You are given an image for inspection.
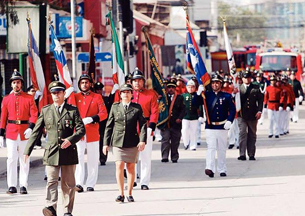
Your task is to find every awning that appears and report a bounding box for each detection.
[0,50,19,60]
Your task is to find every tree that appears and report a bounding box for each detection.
[217,1,267,47]
[0,0,19,25]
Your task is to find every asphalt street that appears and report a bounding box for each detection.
[0,106,305,216]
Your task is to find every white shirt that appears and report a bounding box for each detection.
[122,102,131,110]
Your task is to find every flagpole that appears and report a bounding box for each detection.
[70,0,76,79]
[184,4,211,125]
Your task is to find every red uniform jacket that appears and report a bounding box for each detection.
[282,84,295,108]
[132,88,159,129]
[0,92,38,140]
[264,86,284,111]
[75,91,108,142]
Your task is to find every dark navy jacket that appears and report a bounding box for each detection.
[204,91,236,130]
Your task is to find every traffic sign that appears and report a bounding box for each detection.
[77,52,112,63]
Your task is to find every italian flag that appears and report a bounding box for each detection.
[107,12,125,89]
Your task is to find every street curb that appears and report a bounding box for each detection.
[0,158,43,179]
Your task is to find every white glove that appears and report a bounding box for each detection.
[64,87,74,99]
[198,117,205,124]
[34,90,42,100]
[111,84,120,94]
[196,85,205,96]
[24,128,33,139]
[299,96,303,102]
[286,106,291,112]
[0,136,4,148]
[224,121,232,130]
[279,106,283,111]
[82,117,93,125]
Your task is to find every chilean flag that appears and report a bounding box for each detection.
[49,25,76,105]
[27,19,48,111]
[186,16,210,87]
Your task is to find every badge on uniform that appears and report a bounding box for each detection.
[65,120,72,128]
[186,96,189,101]
[220,98,223,105]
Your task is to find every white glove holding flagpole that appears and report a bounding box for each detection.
[0,136,4,148]
[111,84,120,94]
[65,87,74,99]
[299,96,303,102]
[24,128,33,139]
[82,117,93,125]
[286,106,291,112]
[198,117,205,124]
[197,85,205,96]
[224,121,232,130]
[279,106,283,111]
[34,90,42,100]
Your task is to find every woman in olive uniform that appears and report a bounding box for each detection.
[103,84,147,203]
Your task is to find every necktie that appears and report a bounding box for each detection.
[124,105,128,112]
[57,106,61,115]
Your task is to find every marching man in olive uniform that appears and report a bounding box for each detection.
[74,74,108,193]
[24,81,85,216]
[160,79,186,163]
[0,70,38,195]
[131,68,159,190]
[202,73,236,177]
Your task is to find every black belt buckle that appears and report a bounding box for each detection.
[15,120,21,125]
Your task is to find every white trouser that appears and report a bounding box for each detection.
[197,121,202,144]
[75,136,99,188]
[258,108,267,124]
[292,98,299,122]
[284,110,290,133]
[139,128,153,186]
[279,110,285,134]
[181,119,199,150]
[205,129,228,174]
[228,119,239,146]
[6,134,29,188]
[267,109,280,136]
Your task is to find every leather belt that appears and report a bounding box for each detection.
[211,120,226,125]
[8,120,29,125]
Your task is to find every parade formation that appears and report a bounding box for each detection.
[0,1,305,216]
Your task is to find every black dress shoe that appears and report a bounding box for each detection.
[75,185,84,193]
[205,169,214,178]
[197,142,201,146]
[280,133,284,136]
[42,206,57,216]
[268,135,273,138]
[133,182,137,187]
[228,144,234,149]
[161,159,169,163]
[184,144,189,150]
[58,177,61,181]
[172,160,178,163]
[100,161,106,166]
[6,187,17,194]
[64,213,73,216]
[141,185,149,190]
[220,173,227,177]
[237,146,239,149]
[44,176,47,181]
[237,156,246,161]
[87,187,94,191]
[191,149,196,151]
[275,135,279,138]
[249,156,256,161]
[115,195,125,203]
[127,195,135,202]
[20,186,28,194]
